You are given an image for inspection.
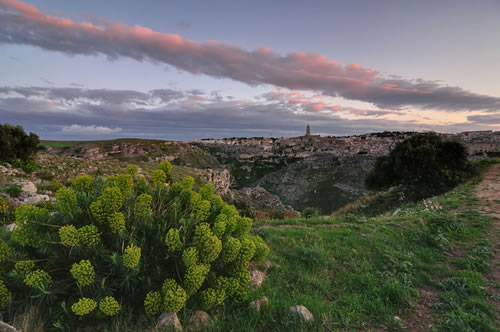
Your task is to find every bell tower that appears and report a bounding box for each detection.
[305,124,311,136]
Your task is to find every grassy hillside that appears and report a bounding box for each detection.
[205,165,498,331]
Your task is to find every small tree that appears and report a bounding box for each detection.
[0,123,41,162]
[365,133,471,197]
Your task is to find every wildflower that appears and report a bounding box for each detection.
[55,187,78,216]
[0,280,8,310]
[165,229,182,253]
[158,161,172,175]
[0,240,10,262]
[70,260,95,286]
[71,298,97,316]
[144,291,162,315]
[70,175,93,192]
[151,169,166,188]
[125,164,138,177]
[123,244,141,268]
[59,225,80,247]
[135,194,152,218]
[108,212,126,233]
[221,237,241,263]
[182,247,199,268]
[162,279,187,312]
[15,260,35,277]
[78,225,100,247]
[24,269,52,289]
[99,296,120,316]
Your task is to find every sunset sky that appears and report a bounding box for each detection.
[1,0,499,140]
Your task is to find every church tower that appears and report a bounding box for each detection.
[305,124,311,136]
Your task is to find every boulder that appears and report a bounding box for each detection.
[188,310,212,330]
[250,296,269,312]
[23,194,50,205]
[289,305,314,321]
[21,182,37,195]
[156,312,182,331]
[249,270,265,290]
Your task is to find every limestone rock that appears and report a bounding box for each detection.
[23,194,50,205]
[21,182,37,195]
[156,312,182,331]
[250,296,269,312]
[188,310,212,330]
[249,270,265,290]
[289,305,314,321]
[261,260,280,272]
[6,224,17,232]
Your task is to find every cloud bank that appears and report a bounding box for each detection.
[1,0,500,112]
[1,86,494,140]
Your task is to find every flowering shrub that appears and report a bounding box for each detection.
[125,164,138,177]
[0,165,269,329]
[72,298,97,316]
[70,260,96,286]
[0,196,8,216]
[99,296,120,316]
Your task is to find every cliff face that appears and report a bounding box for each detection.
[196,130,500,213]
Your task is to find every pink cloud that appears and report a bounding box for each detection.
[1,0,499,111]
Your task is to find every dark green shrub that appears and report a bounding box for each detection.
[0,163,269,330]
[302,207,318,219]
[365,133,471,198]
[0,123,42,162]
[5,185,22,198]
[10,159,41,174]
[269,209,285,220]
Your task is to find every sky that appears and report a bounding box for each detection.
[0,0,499,141]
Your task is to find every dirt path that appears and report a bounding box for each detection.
[475,163,500,320]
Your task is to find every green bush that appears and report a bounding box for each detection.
[365,133,472,198]
[5,185,22,198]
[0,164,269,329]
[0,123,42,162]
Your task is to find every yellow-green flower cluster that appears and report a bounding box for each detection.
[221,237,241,263]
[151,169,166,188]
[55,187,78,216]
[70,260,95,286]
[123,244,141,268]
[184,263,210,296]
[70,175,93,192]
[193,200,211,222]
[235,236,256,268]
[194,223,221,263]
[158,161,172,175]
[165,228,182,253]
[182,247,199,268]
[71,298,97,316]
[198,183,214,200]
[15,260,35,277]
[108,212,126,233]
[0,196,8,215]
[99,296,120,316]
[90,187,123,222]
[200,287,225,311]
[10,225,39,247]
[112,174,134,198]
[59,225,80,247]
[251,235,270,265]
[181,176,195,190]
[24,269,52,289]
[125,164,138,177]
[15,204,48,226]
[0,280,8,310]
[0,240,10,262]
[78,225,100,247]
[213,220,226,239]
[234,216,252,237]
[162,279,187,313]
[144,291,162,315]
[135,194,152,218]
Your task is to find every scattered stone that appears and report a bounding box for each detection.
[21,182,37,195]
[249,270,265,290]
[289,305,314,321]
[250,296,269,312]
[156,312,182,331]
[188,310,212,330]
[23,194,50,205]
[6,224,17,232]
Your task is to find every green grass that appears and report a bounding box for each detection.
[199,178,496,331]
[40,141,77,148]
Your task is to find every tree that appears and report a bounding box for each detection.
[365,132,470,197]
[0,123,41,161]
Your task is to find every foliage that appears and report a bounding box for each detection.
[5,185,22,198]
[0,163,269,330]
[158,160,173,176]
[301,207,318,219]
[365,133,472,198]
[0,123,42,162]
[10,158,41,173]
